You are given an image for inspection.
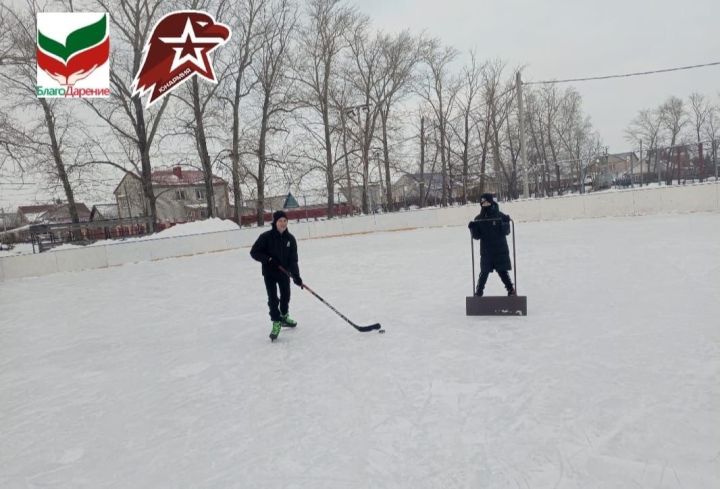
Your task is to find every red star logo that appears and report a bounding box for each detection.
[131,11,231,108]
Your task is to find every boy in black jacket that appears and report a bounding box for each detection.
[468,193,516,297]
[250,210,303,341]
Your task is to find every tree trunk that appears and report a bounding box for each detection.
[322,89,335,218]
[40,99,79,224]
[257,99,269,226]
[381,108,393,210]
[439,117,448,206]
[419,116,426,207]
[231,100,243,223]
[192,78,216,218]
[341,113,353,213]
[461,114,469,204]
[131,95,157,231]
[360,107,373,214]
[361,144,369,214]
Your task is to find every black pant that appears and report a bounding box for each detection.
[264,274,291,322]
[476,269,514,294]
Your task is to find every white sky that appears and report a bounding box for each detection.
[359,0,720,147]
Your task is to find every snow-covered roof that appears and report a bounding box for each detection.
[24,212,47,223]
[18,203,91,222]
[151,167,226,187]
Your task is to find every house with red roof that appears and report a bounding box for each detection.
[113,166,230,223]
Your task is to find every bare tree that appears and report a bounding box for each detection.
[417,109,428,206]
[85,0,173,231]
[449,50,483,203]
[0,2,83,223]
[329,79,362,209]
[524,88,551,195]
[689,92,711,181]
[625,108,662,178]
[468,62,498,197]
[704,99,719,180]
[214,0,267,222]
[375,31,422,210]
[344,18,388,213]
[417,39,458,206]
[295,0,356,217]
[539,84,564,194]
[659,96,688,183]
[250,0,297,225]
[555,87,598,193]
[0,6,17,67]
[169,0,233,219]
[480,60,519,199]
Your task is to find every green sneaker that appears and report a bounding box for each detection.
[269,320,282,341]
[280,314,297,328]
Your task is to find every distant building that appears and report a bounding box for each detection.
[89,204,120,221]
[242,194,291,213]
[392,172,491,205]
[16,202,91,225]
[113,166,230,223]
[0,211,18,230]
[339,183,385,210]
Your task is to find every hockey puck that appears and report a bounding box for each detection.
[378,329,385,334]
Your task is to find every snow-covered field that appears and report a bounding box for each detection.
[1,213,718,488]
[0,243,34,257]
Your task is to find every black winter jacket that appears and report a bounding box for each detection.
[468,203,512,272]
[250,224,301,280]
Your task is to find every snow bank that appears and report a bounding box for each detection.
[153,218,239,238]
[46,218,240,253]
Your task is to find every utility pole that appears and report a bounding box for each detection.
[516,71,530,199]
[639,140,643,187]
[374,149,384,210]
[420,115,426,207]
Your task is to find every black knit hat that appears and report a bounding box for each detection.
[480,193,495,204]
[272,210,288,223]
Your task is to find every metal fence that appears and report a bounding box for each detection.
[27,217,159,253]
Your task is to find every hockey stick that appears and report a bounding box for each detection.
[277,266,382,332]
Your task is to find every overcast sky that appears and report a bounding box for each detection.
[2,0,719,211]
[359,0,720,147]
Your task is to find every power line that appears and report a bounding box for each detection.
[525,61,720,86]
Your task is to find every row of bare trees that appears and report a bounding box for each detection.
[0,0,601,228]
[625,93,720,184]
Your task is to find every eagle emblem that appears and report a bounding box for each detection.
[131,11,230,108]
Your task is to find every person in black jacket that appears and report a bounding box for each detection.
[468,193,516,297]
[250,210,303,341]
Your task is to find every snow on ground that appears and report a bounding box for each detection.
[0,243,34,257]
[46,218,240,252]
[151,217,239,238]
[1,213,719,488]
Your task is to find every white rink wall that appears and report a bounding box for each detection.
[1,182,717,282]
